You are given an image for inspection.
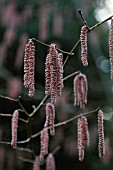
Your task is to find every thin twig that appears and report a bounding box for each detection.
[90,14,113,31]
[63,71,80,81]
[32,38,74,55]
[29,95,49,117]
[16,147,35,154]
[0,113,28,123]
[78,9,90,31]
[18,97,29,117]
[0,95,17,102]
[18,157,34,164]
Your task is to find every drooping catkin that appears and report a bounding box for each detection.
[46,153,56,170]
[77,117,84,161]
[57,53,63,96]
[24,39,35,97]
[80,25,88,66]
[45,43,63,104]
[44,103,55,136]
[82,116,89,147]
[77,116,89,161]
[11,110,19,149]
[74,73,88,109]
[39,128,49,162]
[98,109,105,158]
[109,18,113,79]
[45,54,51,95]
[33,158,40,170]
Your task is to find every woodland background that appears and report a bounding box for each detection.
[0,0,113,170]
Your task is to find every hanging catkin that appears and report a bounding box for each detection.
[11,110,19,149]
[98,109,105,158]
[109,18,113,79]
[46,153,56,170]
[80,25,88,66]
[44,103,55,136]
[45,44,63,104]
[39,128,49,162]
[33,158,40,170]
[77,117,84,161]
[24,39,35,97]
[74,73,88,109]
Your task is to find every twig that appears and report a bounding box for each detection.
[16,147,35,154]
[52,145,61,155]
[0,113,28,123]
[18,157,33,164]
[29,95,49,117]
[18,97,29,117]
[78,9,90,31]
[63,71,80,81]
[63,14,113,67]
[0,95,17,102]
[32,38,74,55]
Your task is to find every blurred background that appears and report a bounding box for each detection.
[0,0,113,169]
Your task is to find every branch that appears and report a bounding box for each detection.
[63,14,113,67]
[32,38,74,56]
[0,113,28,123]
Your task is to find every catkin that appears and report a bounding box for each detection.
[98,109,105,158]
[80,25,88,66]
[46,153,56,170]
[45,44,63,104]
[74,73,88,109]
[33,158,40,170]
[24,39,35,97]
[39,128,49,162]
[44,103,55,136]
[77,117,84,161]
[109,18,113,79]
[11,110,19,149]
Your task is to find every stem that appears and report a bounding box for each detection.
[63,71,80,81]
[0,113,28,123]
[90,15,113,31]
[78,9,90,30]
[32,38,74,55]
[18,97,29,117]
[29,95,49,117]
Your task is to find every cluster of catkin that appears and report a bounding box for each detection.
[33,154,56,170]
[39,102,55,163]
[77,109,105,161]
[74,73,88,110]
[45,43,63,104]
[24,39,35,97]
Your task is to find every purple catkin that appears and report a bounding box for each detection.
[44,103,55,136]
[77,117,84,161]
[109,18,113,79]
[39,128,49,162]
[49,43,58,104]
[74,73,88,110]
[45,54,51,95]
[82,116,89,147]
[33,158,40,170]
[45,44,63,104]
[80,25,88,67]
[24,39,35,97]
[57,53,63,96]
[98,109,105,158]
[24,42,30,88]
[11,110,19,149]
[46,153,56,170]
